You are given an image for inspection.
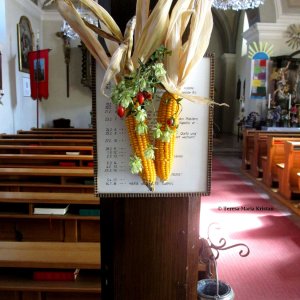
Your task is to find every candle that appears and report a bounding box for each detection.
[289,94,291,110]
[268,94,271,109]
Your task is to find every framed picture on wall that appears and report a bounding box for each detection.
[17,16,34,73]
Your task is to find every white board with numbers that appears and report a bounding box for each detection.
[96,55,214,197]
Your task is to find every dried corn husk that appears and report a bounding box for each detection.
[178,0,213,88]
[135,0,150,46]
[79,0,123,41]
[98,21,119,56]
[100,43,128,96]
[165,0,194,84]
[161,0,219,105]
[132,0,173,67]
[100,17,136,95]
[56,0,109,69]
[123,16,136,74]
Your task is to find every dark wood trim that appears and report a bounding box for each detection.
[101,196,201,300]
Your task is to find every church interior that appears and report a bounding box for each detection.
[0,0,300,299]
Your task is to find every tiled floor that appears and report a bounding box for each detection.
[213,133,300,228]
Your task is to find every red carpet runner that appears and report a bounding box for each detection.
[201,158,300,300]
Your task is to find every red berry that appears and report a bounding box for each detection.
[143,91,152,100]
[137,92,145,105]
[167,117,174,126]
[117,105,125,118]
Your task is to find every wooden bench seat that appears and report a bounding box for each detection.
[18,129,95,135]
[248,131,300,178]
[0,269,101,293]
[277,142,300,199]
[0,139,93,146]
[0,145,93,155]
[0,167,94,193]
[0,133,99,299]
[261,137,300,187]
[0,191,98,204]
[0,154,93,167]
[241,128,256,169]
[0,182,94,193]
[0,241,100,269]
[30,127,95,132]
[0,167,93,177]
[0,134,92,139]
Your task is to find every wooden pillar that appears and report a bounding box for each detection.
[101,196,201,300]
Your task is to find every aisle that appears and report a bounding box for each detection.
[200,157,300,300]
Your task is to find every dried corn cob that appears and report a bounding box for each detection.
[125,114,156,191]
[154,92,181,182]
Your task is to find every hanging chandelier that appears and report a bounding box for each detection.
[60,4,98,39]
[212,0,265,10]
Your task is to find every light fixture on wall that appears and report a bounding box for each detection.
[212,0,265,10]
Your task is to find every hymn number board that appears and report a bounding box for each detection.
[96,54,214,197]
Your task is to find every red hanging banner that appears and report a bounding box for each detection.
[28,49,50,100]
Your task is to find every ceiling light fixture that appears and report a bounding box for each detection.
[212,0,265,10]
[60,4,98,39]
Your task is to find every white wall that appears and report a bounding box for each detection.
[0,0,44,133]
[0,0,92,133]
[41,18,92,128]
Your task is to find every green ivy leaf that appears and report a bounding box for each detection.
[135,106,147,122]
[161,126,174,142]
[144,144,156,160]
[152,122,162,139]
[152,63,166,79]
[136,122,148,135]
[129,155,143,174]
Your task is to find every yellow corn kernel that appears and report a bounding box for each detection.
[154,92,180,182]
[125,114,156,191]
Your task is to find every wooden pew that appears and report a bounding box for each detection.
[0,167,94,193]
[0,191,99,204]
[0,191,99,242]
[0,153,93,167]
[249,131,300,178]
[0,242,101,298]
[241,128,256,169]
[30,127,95,132]
[277,141,300,200]
[18,129,95,135]
[0,133,92,139]
[0,135,100,299]
[0,181,94,193]
[261,136,300,187]
[0,145,93,155]
[0,241,100,268]
[0,270,101,296]
[0,138,93,146]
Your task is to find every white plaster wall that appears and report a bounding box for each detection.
[207,25,227,133]
[259,0,277,23]
[0,0,44,133]
[41,19,92,128]
[0,1,92,133]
